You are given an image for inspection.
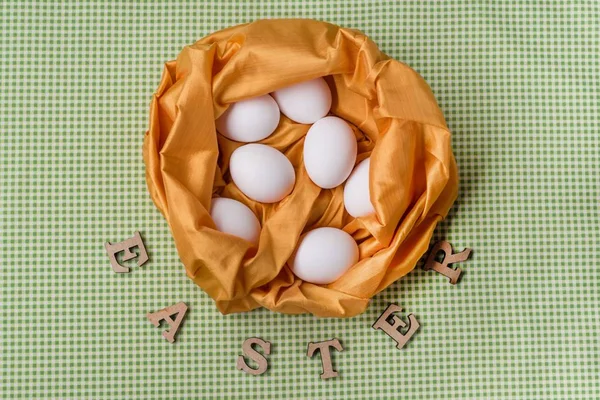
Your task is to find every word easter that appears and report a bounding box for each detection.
[106,233,472,380]
[236,303,419,379]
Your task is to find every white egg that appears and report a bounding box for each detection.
[303,116,357,189]
[290,227,359,285]
[210,197,261,244]
[215,95,280,142]
[229,144,296,203]
[271,77,332,124]
[343,158,376,218]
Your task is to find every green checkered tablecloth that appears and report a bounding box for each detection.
[2,1,599,399]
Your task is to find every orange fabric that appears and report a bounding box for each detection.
[143,19,458,318]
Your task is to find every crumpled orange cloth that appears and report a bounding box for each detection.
[143,19,458,318]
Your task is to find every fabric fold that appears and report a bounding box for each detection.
[143,19,458,318]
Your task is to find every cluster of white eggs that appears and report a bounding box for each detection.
[210,77,375,285]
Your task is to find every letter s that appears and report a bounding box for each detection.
[236,337,271,375]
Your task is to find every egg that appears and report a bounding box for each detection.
[215,95,280,142]
[303,116,357,189]
[290,227,359,285]
[343,158,376,218]
[210,197,261,244]
[229,144,296,203]
[271,77,332,124]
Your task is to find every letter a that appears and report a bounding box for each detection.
[147,302,188,343]
[104,231,149,273]
[423,240,472,284]
[372,303,419,350]
[236,338,271,376]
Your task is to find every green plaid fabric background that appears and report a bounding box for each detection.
[2,1,599,399]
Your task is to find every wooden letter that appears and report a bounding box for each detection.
[236,337,271,376]
[306,338,344,380]
[104,231,148,273]
[423,240,472,284]
[372,303,419,350]
[147,302,188,343]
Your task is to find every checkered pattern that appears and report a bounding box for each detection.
[2,1,599,399]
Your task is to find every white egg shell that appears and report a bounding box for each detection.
[215,95,280,142]
[290,227,359,285]
[271,77,332,124]
[303,116,357,189]
[229,144,296,203]
[210,197,261,244]
[343,158,376,218]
